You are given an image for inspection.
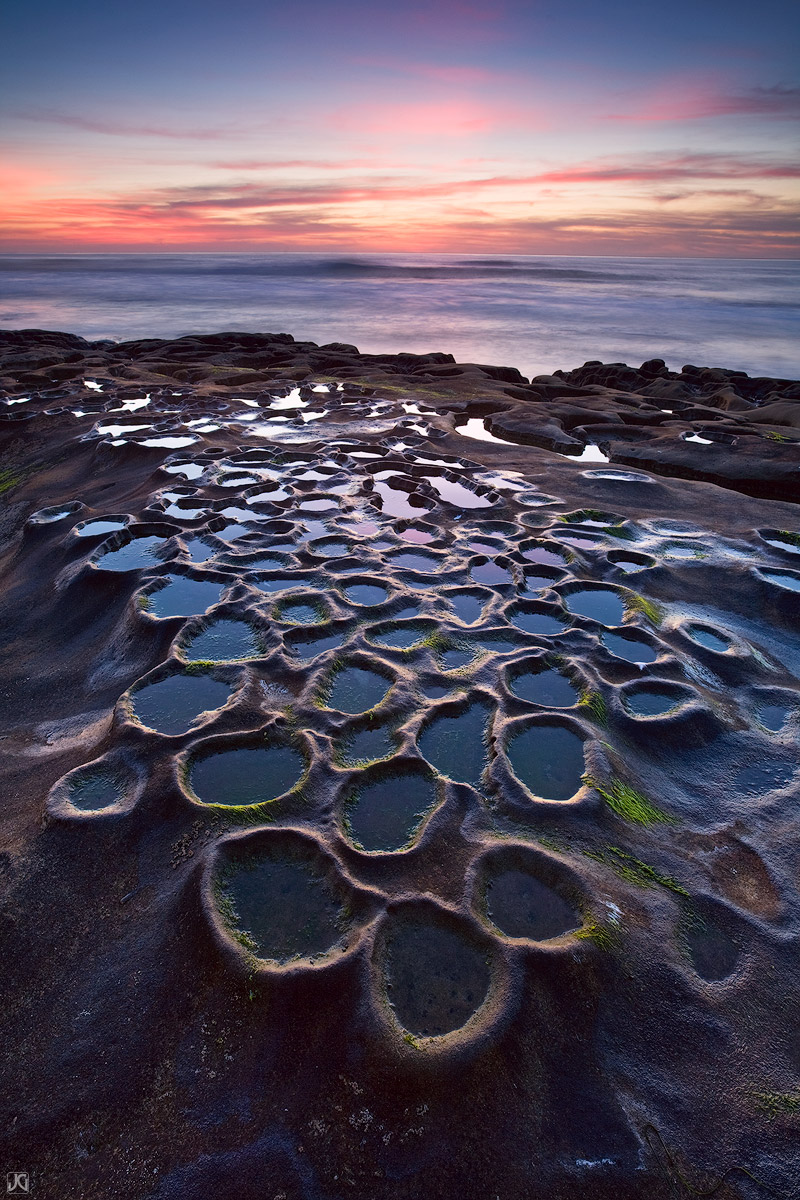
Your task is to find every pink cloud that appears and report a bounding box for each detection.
[605,83,800,122]
[326,99,500,137]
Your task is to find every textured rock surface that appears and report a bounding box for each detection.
[1,330,799,1199]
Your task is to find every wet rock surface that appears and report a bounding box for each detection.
[1,330,799,1198]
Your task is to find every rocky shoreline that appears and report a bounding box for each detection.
[1,329,799,1200]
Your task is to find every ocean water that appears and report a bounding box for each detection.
[1,253,798,380]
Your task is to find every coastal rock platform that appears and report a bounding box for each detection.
[1,329,799,1199]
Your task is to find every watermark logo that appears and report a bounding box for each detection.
[6,1173,29,1195]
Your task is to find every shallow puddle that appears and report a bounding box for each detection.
[220,850,347,962]
[509,608,565,637]
[687,626,730,653]
[278,602,323,625]
[97,535,168,572]
[345,772,437,851]
[522,545,567,567]
[520,572,562,595]
[400,526,435,544]
[184,537,218,563]
[382,911,491,1035]
[369,625,429,649]
[602,632,658,664]
[418,702,491,786]
[327,667,391,713]
[454,417,514,445]
[440,646,475,670]
[252,577,298,593]
[624,688,684,716]
[133,673,232,734]
[760,569,800,593]
[510,668,578,707]
[147,576,225,619]
[610,556,651,573]
[214,522,250,541]
[191,745,304,806]
[735,760,796,795]
[163,458,205,477]
[309,539,351,557]
[338,725,397,766]
[762,532,800,554]
[373,481,431,520]
[76,519,128,538]
[506,725,584,801]
[447,593,484,624]
[69,769,124,811]
[424,476,493,508]
[757,702,794,731]
[286,629,345,659]
[389,550,441,572]
[183,619,263,662]
[565,588,625,626]
[471,560,513,586]
[485,869,579,940]
[344,583,388,606]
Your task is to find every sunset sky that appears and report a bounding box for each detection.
[1,0,798,255]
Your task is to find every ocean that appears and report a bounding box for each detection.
[1,253,797,380]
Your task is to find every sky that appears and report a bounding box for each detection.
[1,0,798,256]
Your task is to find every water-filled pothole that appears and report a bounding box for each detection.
[276,601,325,625]
[190,744,305,806]
[97,535,170,572]
[373,481,433,520]
[520,570,564,596]
[132,672,233,734]
[424,476,494,508]
[343,582,388,606]
[687,626,730,653]
[485,867,579,941]
[608,553,654,573]
[389,550,442,573]
[601,631,659,664]
[338,725,397,766]
[439,645,476,671]
[344,771,438,852]
[622,687,687,717]
[308,538,351,557]
[182,619,264,662]
[756,701,795,731]
[68,768,125,811]
[326,667,392,713]
[509,666,578,707]
[759,569,800,593]
[522,543,568,567]
[564,588,625,626]
[506,724,585,801]
[286,628,346,659]
[146,576,225,619]
[216,842,350,963]
[184,537,218,563]
[471,560,513,586]
[508,605,566,637]
[381,909,492,1036]
[76,518,128,538]
[418,701,491,786]
[446,592,485,624]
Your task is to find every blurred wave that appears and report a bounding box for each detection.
[1,253,797,378]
